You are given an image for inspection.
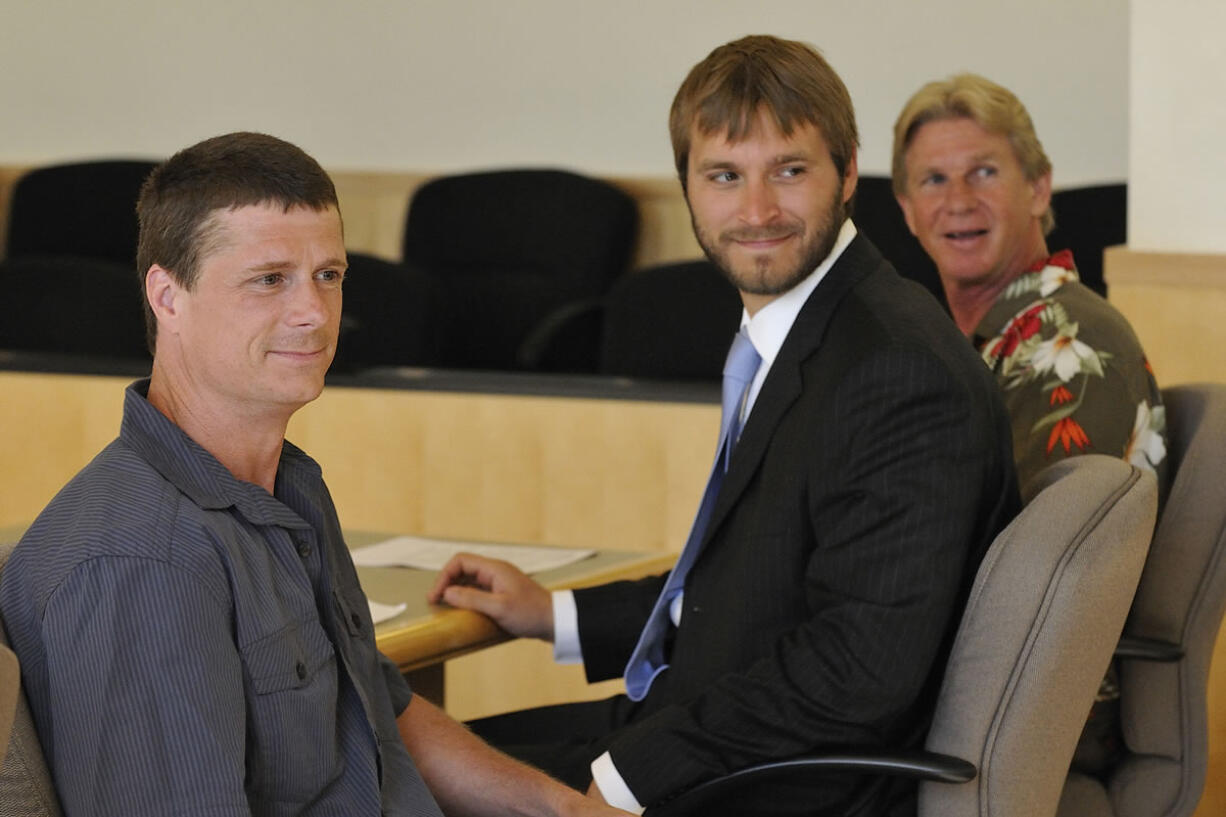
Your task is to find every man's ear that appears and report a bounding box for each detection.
[1030,170,1054,217]
[842,150,859,206]
[145,265,183,331]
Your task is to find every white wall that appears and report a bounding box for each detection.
[1129,0,1226,253]
[1,0,1126,185]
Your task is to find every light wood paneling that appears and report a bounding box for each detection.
[0,371,130,528]
[285,385,717,553]
[1202,625,1226,817]
[0,165,28,253]
[1106,246,1226,385]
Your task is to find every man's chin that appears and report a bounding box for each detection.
[715,257,812,297]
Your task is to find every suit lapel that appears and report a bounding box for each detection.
[699,235,885,548]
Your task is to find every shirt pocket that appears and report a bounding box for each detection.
[240,619,344,804]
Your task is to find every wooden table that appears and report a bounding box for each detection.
[348,532,675,704]
[349,531,673,672]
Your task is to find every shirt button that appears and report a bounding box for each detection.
[295,538,312,558]
[295,661,307,681]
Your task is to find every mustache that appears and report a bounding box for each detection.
[720,224,801,243]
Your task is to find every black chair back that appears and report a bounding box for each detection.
[0,255,149,361]
[600,259,741,381]
[402,169,638,371]
[5,160,157,267]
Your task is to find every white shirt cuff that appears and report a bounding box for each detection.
[591,752,644,814]
[551,590,583,664]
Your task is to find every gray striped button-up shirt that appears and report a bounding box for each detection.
[0,380,442,816]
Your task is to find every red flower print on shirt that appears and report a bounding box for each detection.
[1049,385,1074,406]
[1047,416,1092,455]
[987,303,1048,361]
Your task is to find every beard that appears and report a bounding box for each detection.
[693,183,846,297]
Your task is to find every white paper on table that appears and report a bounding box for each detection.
[367,600,408,624]
[352,535,595,575]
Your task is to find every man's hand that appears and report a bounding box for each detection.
[426,552,554,641]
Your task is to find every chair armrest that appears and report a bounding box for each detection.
[1115,636,1184,661]
[643,750,975,816]
[516,298,605,371]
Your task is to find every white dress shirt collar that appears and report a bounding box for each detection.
[740,218,858,416]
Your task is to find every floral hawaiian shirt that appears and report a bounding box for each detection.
[974,250,1169,500]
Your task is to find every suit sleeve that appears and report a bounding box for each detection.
[604,343,1012,806]
[573,573,668,683]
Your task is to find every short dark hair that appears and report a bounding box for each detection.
[135,132,339,351]
[669,35,859,190]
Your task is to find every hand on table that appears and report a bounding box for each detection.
[427,552,554,641]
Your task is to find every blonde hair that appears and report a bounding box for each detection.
[892,73,1053,234]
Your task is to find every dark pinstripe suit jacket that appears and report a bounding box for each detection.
[573,234,1020,812]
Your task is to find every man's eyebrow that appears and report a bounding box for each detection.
[241,256,348,274]
[694,153,813,172]
[245,260,295,273]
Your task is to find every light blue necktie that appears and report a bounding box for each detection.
[624,327,762,700]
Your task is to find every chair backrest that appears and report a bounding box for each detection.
[852,176,944,307]
[1101,383,1226,817]
[332,252,434,371]
[0,645,17,768]
[0,255,150,361]
[1046,184,1127,298]
[5,160,157,267]
[599,259,742,380]
[920,455,1157,817]
[401,169,638,370]
[0,541,63,816]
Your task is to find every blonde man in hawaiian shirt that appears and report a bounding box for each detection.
[891,72,1169,776]
[891,73,1167,498]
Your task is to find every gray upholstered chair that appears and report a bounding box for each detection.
[1059,383,1226,817]
[0,541,63,816]
[644,454,1158,817]
[1,645,17,767]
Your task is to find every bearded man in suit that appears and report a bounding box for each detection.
[429,35,1020,817]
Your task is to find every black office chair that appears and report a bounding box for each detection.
[4,160,157,267]
[1047,184,1127,298]
[401,169,638,372]
[600,259,741,381]
[332,251,434,372]
[852,176,943,308]
[0,255,149,361]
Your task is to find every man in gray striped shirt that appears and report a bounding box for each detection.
[0,132,629,817]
